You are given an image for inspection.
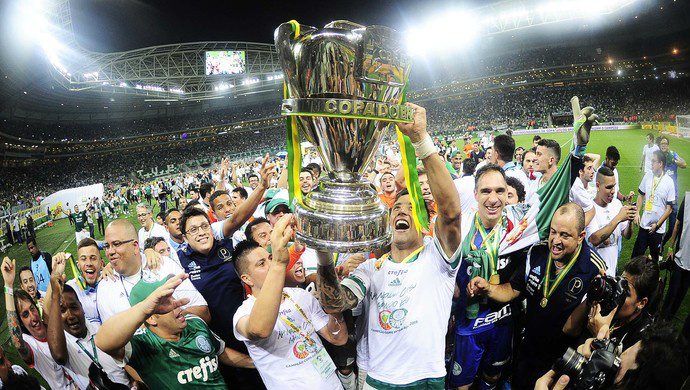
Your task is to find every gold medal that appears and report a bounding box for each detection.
[489,274,501,285]
[540,298,548,308]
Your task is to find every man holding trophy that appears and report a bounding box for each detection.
[275,20,462,389]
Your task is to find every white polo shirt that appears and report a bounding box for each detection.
[570,178,594,213]
[639,172,676,235]
[586,199,629,276]
[642,144,659,174]
[453,175,478,216]
[96,254,207,323]
[64,321,129,388]
[138,223,170,249]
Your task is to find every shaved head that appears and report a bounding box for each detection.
[106,219,138,240]
[557,202,585,234]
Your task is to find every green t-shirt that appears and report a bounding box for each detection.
[126,315,227,389]
[71,211,87,232]
[145,187,152,195]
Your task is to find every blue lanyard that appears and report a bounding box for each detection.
[119,269,143,299]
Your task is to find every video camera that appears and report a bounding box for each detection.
[553,338,622,390]
[587,275,629,316]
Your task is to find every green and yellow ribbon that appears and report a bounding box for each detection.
[67,253,87,291]
[284,20,303,207]
[395,86,429,233]
[542,244,582,307]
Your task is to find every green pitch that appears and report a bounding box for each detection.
[1,129,688,384]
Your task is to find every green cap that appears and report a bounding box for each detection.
[128,274,173,307]
[450,150,460,159]
[264,188,280,200]
[266,197,290,214]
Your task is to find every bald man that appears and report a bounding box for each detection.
[467,203,606,390]
[96,219,210,323]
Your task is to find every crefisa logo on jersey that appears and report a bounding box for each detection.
[177,356,219,384]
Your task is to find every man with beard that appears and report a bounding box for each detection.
[3,257,77,390]
[467,204,606,390]
[378,172,398,209]
[26,237,52,295]
[45,257,130,389]
[451,150,464,173]
[586,167,636,276]
[18,267,43,314]
[316,103,463,390]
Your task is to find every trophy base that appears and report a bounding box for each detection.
[294,178,391,253]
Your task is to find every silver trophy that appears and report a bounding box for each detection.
[275,20,413,252]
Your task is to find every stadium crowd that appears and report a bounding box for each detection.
[1,98,689,390]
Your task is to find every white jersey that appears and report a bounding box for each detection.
[96,254,207,322]
[674,192,690,270]
[23,334,78,390]
[138,223,170,249]
[301,248,369,278]
[586,200,628,276]
[453,175,478,216]
[642,144,659,174]
[570,179,594,213]
[341,236,461,386]
[639,172,676,235]
[233,288,342,390]
[64,321,130,388]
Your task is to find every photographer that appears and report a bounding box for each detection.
[586,256,661,351]
[535,322,689,390]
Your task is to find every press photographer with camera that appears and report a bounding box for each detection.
[535,321,689,390]
[586,256,662,351]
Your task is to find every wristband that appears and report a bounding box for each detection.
[412,135,437,160]
[4,286,13,296]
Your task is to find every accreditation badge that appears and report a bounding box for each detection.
[311,348,337,380]
[645,196,654,212]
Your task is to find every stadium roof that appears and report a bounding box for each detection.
[0,0,688,123]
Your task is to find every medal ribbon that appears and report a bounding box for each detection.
[649,174,664,200]
[543,244,582,305]
[284,20,304,208]
[279,292,317,346]
[374,246,424,270]
[76,336,102,369]
[471,214,501,276]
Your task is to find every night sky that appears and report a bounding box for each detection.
[68,0,488,52]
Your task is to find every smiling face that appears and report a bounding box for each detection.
[249,176,260,189]
[104,223,140,276]
[535,145,554,174]
[148,307,187,335]
[418,174,432,202]
[299,172,313,195]
[475,170,507,228]
[452,155,463,170]
[659,138,669,153]
[390,194,423,248]
[17,297,46,340]
[548,210,585,261]
[60,292,86,338]
[19,270,37,299]
[77,245,104,286]
[239,246,272,291]
[596,174,617,205]
[212,193,235,220]
[137,207,153,229]
[183,215,214,255]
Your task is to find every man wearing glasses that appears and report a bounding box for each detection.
[136,203,170,251]
[96,219,209,323]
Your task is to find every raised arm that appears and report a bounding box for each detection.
[46,261,69,365]
[588,205,636,246]
[223,154,275,238]
[235,215,292,340]
[316,250,360,314]
[397,103,461,257]
[215,158,229,192]
[95,273,190,360]
[2,257,33,364]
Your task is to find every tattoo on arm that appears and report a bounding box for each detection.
[316,264,359,313]
[7,310,32,363]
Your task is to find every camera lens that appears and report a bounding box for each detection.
[553,347,587,379]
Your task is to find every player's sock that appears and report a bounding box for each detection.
[337,370,356,390]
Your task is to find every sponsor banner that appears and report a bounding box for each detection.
[513,124,641,135]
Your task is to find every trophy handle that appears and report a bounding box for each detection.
[274,21,316,94]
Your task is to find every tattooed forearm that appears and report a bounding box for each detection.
[7,310,32,363]
[317,263,359,313]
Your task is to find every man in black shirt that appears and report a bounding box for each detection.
[468,203,606,390]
